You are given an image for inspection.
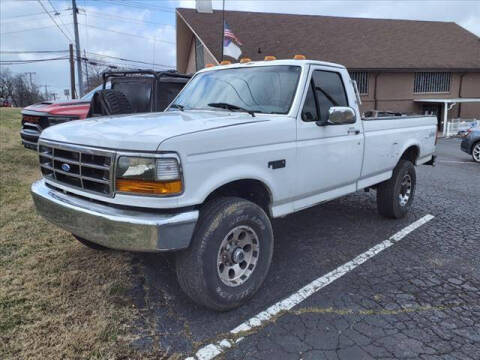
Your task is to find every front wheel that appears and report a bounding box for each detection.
[377,160,416,219]
[176,197,274,311]
[472,142,480,163]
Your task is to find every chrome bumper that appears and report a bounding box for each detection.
[31,179,198,252]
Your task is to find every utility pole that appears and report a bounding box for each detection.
[69,44,76,99]
[84,49,89,90]
[221,0,225,61]
[44,84,49,100]
[72,0,84,97]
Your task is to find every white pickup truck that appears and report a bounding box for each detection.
[31,59,437,310]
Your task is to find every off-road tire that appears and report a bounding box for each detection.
[377,160,416,219]
[95,89,132,115]
[73,235,108,250]
[472,142,480,163]
[176,197,274,311]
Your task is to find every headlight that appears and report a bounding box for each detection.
[115,156,182,195]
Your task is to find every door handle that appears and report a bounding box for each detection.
[347,129,360,135]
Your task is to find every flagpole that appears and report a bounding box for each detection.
[221,0,225,61]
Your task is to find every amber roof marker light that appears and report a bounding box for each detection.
[220,60,232,65]
[240,57,252,63]
[205,63,215,68]
[264,56,277,61]
[294,54,306,60]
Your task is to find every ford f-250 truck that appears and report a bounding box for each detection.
[31,59,437,311]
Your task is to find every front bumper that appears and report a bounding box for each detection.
[460,138,471,154]
[31,179,198,252]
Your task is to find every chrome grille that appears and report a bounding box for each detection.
[38,140,115,196]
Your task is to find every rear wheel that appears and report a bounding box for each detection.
[176,197,274,311]
[73,235,108,250]
[472,142,480,163]
[377,160,416,219]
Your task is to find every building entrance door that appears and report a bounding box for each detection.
[422,104,442,131]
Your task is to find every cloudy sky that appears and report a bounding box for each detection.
[1,0,479,100]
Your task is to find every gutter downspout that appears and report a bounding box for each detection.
[458,72,465,118]
[373,72,379,109]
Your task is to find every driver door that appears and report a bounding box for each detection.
[294,66,363,211]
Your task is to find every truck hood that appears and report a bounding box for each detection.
[23,99,91,119]
[40,110,268,151]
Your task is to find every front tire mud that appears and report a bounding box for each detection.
[176,197,274,311]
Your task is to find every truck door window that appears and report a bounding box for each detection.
[301,82,319,122]
[312,71,348,122]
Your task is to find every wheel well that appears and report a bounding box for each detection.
[204,179,272,216]
[401,146,420,163]
[472,140,480,153]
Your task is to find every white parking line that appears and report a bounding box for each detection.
[186,214,435,360]
[437,160,476,164]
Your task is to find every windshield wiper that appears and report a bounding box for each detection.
[170,103,184,111]
[207,102,255,117]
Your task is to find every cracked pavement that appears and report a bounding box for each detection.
[131,138,480,359]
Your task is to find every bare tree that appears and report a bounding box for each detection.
[0,67,45,107]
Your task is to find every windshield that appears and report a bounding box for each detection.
[81,82,111,101]
[170,65,301,115]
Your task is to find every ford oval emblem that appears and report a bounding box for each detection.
[61,163,71,172]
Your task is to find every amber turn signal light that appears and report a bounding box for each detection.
[116,179,182,195]
[264,56,276,61]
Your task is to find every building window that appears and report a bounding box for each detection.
[195,38,204,71]
[349,72,368,95]
[414,72,451,93]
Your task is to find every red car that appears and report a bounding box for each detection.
[20,88,97,150]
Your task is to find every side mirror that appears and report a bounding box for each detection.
[327,106,356,125]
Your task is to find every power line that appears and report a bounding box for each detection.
[37,0,73,42]
[86,52,174,69]
[1,23,73,35]
[47,0,75,40]
[0,57,69,65]
[83,10,173,27]
[99,0,175,13]
[0,50,68,54]
[81,24,175,44]
[2,10,60,21]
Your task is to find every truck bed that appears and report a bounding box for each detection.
[360,115,437,183]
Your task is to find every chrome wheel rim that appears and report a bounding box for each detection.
[217,225,260,287]
[399,174,412,207]
[473,144,480,162]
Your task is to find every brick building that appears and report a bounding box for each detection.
[176,8,480,130]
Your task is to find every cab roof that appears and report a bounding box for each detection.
[197,59,346,73]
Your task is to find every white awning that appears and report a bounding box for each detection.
[414,98,480,137]
[414,98,480,103]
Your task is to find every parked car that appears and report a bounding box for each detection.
[460,127,480,163]
[30,59,437,311]
[20,90,96,150]
[20,70,191,150]
[1,99,13,107]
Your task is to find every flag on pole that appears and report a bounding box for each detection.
[223,22,242,60]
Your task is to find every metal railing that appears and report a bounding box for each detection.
[446,119,480,137]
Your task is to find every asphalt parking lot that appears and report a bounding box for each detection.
[132,137,479,359]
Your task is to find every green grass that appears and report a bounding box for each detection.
[0,108,162,359]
